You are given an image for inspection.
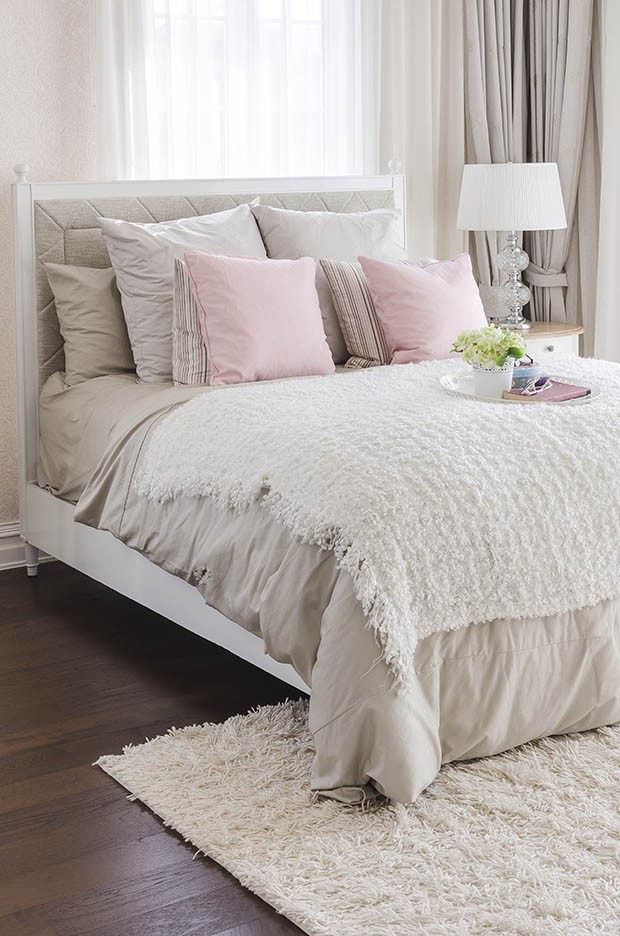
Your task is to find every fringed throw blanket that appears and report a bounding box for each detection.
[134,357,620,687]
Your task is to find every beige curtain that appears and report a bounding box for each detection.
[523,0,595,324]
[593,0,620,361]
[463,0,597,327]
[463,0,527,301]
[379,0,467,260]
[565,2,601,354]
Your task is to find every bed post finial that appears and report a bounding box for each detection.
[13,163,30,183]
[387,158,402,175]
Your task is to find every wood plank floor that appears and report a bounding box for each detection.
[0,562,305,936]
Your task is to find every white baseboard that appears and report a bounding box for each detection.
[0,522,52,571]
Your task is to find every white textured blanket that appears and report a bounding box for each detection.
[134,357,620,686]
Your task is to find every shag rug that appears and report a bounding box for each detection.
[97,701,620,936]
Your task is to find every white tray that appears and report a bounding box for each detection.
[439,373,601,405]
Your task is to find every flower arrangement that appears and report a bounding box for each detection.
[452,324,527,368]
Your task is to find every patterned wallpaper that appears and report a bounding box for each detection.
[0,0,96,524]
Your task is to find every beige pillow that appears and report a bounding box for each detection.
[320,260,390,368]
[172,258,211,385]
[45,263,135,386]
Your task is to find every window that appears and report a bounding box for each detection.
[97,0,376,179]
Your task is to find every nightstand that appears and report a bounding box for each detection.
[524,322,583,360]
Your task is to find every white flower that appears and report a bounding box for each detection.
[452,324,527,368]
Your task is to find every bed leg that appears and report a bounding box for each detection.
[24,542,39,577]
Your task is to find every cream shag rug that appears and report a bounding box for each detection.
[97,701,620,936]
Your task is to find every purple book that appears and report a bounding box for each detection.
[503,380,591,403]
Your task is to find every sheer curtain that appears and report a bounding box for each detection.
[94,0,465,258]
[378,0,466,259]
[94,0,379,179]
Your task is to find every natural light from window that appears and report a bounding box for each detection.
[140,0,366,178]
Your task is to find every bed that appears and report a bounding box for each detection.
[12,167,620,804]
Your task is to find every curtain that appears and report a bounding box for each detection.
[523,0,620,358]
[94,0,465,260]
[94,2,152,179]
[94,0,378,180]
[593,0,620,361]
[379,0,466,259]
[564,1,601,354]
[523,0,594,324]
[463,0,527,312]
[463,0,596,326]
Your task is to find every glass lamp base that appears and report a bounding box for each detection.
[495,231,533,331]
[493,312,532,331]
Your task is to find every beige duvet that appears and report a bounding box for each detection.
[40,373,620,803]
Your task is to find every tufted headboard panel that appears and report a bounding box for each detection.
[33,188,396,385]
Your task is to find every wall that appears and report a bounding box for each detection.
[0,0,96,525]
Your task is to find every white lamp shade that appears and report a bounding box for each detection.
[457,162,567,232]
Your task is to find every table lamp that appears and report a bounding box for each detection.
[456,162,567,329]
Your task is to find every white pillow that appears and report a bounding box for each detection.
[101,203,266,382]
[252,205,406,364]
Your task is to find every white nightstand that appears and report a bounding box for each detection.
[524,322,583,360]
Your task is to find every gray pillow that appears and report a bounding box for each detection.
[100,204,267,382]
[45,263,135,386]
[252,205,406,364]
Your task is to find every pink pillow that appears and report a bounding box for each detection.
[183,252,335,385]
[358,253,487,364]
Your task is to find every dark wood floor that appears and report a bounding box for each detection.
[0,562,306,936]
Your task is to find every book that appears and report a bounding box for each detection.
[502,380,592,403]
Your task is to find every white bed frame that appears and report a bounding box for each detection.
[11,165,406,693]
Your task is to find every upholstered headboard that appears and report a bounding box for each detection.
[33,187,398,386]
[12,173,405,491]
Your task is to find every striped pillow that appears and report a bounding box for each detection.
[320,258,437,368]
[172,258,211,385]
[319,260,390,368]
